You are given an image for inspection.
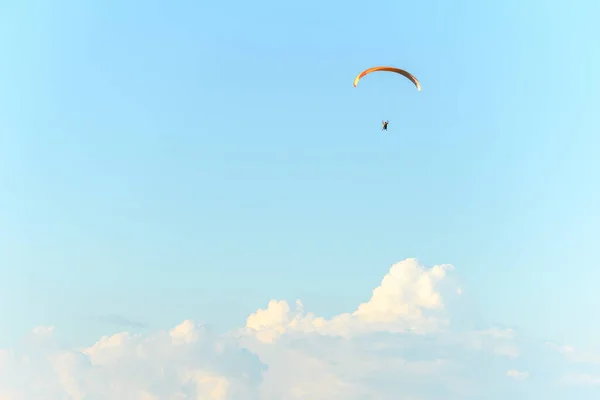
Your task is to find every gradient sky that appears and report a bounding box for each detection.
[1,0,599,371]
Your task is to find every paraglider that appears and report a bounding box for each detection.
[353,66,420,131]
[353,66,421,91]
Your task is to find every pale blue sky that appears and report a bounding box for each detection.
[1,0,598,357]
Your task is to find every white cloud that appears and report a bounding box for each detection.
[506,369,529,380]
[546,342,600,364]
[244,258,461,342]
[0,320,264,400]
[1,258,599,399]
[31,326,55,337]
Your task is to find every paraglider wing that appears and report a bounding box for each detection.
[353,66,421,91]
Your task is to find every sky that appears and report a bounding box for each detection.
[0,0,599,398]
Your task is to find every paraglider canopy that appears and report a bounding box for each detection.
[353,66,421,91]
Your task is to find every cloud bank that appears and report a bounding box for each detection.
[1,258,599,399]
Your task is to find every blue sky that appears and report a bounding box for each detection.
[1,0,599,397]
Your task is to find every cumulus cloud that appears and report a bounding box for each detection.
[244,259,461,342]
[0,320,264,400]
[1,258,599,399]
